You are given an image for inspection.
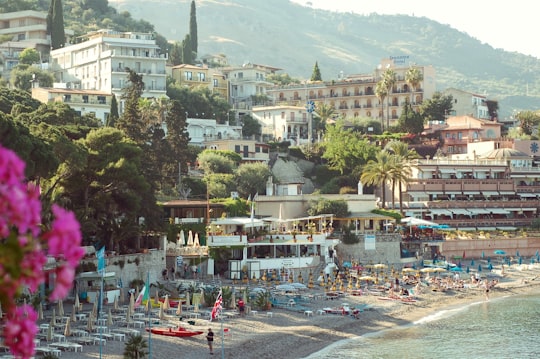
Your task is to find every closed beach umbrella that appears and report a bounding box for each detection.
[163,295,170,310]
[46,323,53,342]
[51,308,56,326]
[58,299,64,317]
[177,230,185,247]
[154,292,159,305]
[71,305,77,323]
[113,295,118,310]
[74,294,80,312]
[466,266,470,273]
[129,292,135,313]
[107,308,113,327]
[519,257,523,265]
[230,291,236,310]
[64,317,71,337]
[470,259,475,266]
[38,302,44,321]
[158,302,165,320]
[187,230,194,246]
[125,304,131,325]
[488,263,493,270]
[194,233,200,247]
[516,250,520,257]
[87,312,94,332]
[478,264,482,272]
[482,251,485,258]
[176,300,182,316]
[185,293,190,307]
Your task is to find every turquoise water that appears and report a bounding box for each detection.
[305,291,540,359]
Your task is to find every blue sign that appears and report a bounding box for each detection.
[306,100,315,113]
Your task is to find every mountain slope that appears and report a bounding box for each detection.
[110,0,540,118]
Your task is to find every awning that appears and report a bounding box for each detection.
[467,208,491,215]
[498,191,515,195]
[481,191,499,196]
[429,209,453,216]
[451,209,472,216]
[459,227,477,231]
[497,226,517,231]
[519,193,538,198]
[488,208,511,215]
[438,168,455,173]
[462,191,481,194]
[478,227,497,231]
[444,191,462,195]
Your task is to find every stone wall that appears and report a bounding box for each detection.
[336,233,403,265]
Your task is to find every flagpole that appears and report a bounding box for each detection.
[97,246,105,359]
[147,271,152,359]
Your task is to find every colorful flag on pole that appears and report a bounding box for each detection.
[210,289,222,321]
[134,284,146,308]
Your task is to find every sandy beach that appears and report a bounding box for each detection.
[31,262,540,359]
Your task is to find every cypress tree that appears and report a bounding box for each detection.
[311,61,322,81]
[182,34,193,65]
[107,94,119,127]
[49,0,66,50]
[116,69,146,144]
[189,0,198,57]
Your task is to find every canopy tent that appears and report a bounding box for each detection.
[401,217,439,227]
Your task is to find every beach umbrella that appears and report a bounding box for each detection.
[519,257,523,265]
[482,251,485,258]
[125,304,131,325]
[107,308,113,327]
[185,293,190,307]
[176,300,182,316]
[58,299,64,317]
[163,295,170,310]
[38,302,44,321]
[470,259,475,266]
[187,230,194,246]
[87,312,94,332]
[158,302,165,320]
[51,308,56,326]
[230,291,236,310]
[46,323,53,342]
[64,317,71,337]
[531,258,535,264]
[494,250,506,255]
[113,295,118,311]
[74,294,80,312]
[71,305,77,323]
[478,264,483,272]
[92,299,98,318]
[488,263,493,270]
[466,266,470,273]
[129,292,135,314]
[154,292,159,305]
[450,267,463,272]
[177,230,185,247]
[194,233,200,246]
[119,288,125,304]
[516,250,520,257]
[536,250,539,257]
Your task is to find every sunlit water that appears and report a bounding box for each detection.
[304,291,540,359]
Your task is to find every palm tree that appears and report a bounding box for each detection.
[375,81,388,132]
[384,141,420,214]
[124,334,148,359]
[360,150,395,209]
[405,66,423,105]
[314,102,336,141]
[382,68,396,130]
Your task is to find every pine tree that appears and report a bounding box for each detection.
[189,0,198,57]
[107,94,119,127]
[182,34,193,65]
[116,69,146,144]
[48,0,66,50]
[311,61,322,81]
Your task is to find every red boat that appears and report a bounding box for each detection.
[145,326,203,337]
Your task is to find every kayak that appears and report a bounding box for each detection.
[145,327,204,337]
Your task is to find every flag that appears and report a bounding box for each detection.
[96,246,105,273]
[134,283,147,308]
[210,289,222,321]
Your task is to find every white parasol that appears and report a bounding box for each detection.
[194,233,200,247]
[91,299,98,318]
[46,322,53,342]
[113,295,119,311]
[158,302,165,320]
[51,308,56,326]
[125,303,132,324]
[58,299,64,317]
[230,291,236,310]
[163,295,170,310]
[64,317,71,337]
[107,308,113,327]
[129,292,135,314]
[176,300,182,316]
[185,292,190,307]
[74,294,80,312]
[187,230,194,246]
[87,312,94,332]
[70,305,77,323]
[178,230,185,247]
[38,302,44,321]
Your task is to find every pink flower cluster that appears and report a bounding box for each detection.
[0,145,85,358]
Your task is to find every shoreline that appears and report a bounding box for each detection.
[35,263,540,359]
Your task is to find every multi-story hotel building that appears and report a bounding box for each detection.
[170,64,229,102]
[267,58,436,127]
[50,29,167,112]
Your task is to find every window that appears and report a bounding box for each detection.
[64,95,71,102]
[97,96,106,104]
[197,72,206,81]
[185,71,192,81]
[234,145,240,153]
[82,95,89,103]
[213,79,218,87]
[290,112,295,121]
[17,34,25,41]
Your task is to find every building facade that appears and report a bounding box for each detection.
[32,87,113,123]
[170,64,229,101]
[443,88,491,120]
[50,29,167,112]
[251,105,312,144]
[267,58,436,127]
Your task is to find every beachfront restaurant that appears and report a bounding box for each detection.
[207,216,334,280]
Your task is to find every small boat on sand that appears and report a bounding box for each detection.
[146,326,204,337]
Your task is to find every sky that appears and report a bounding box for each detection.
[291,0,540,59]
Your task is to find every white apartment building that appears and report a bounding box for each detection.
[444,88,491,120]
[50,29,167,112]
[251,105,312,144]
[220,62,281,112]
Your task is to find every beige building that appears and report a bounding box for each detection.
[170,64,229,101]
[443,88,491,120]
[267,58,436,127]
[438,116,502,155]
[32,87,112,124]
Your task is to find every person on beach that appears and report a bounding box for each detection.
[483,280,491,301]
[206,328,214,355]
[238,298,245,316]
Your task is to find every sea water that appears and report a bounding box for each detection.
[304,291,540,359]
